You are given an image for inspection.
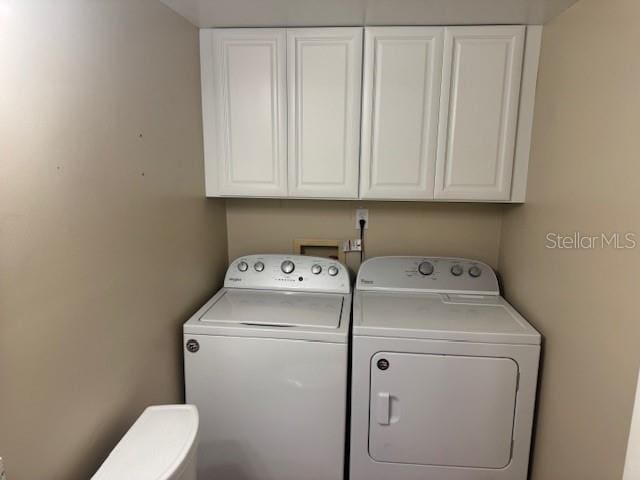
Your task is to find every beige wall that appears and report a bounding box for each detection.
[4,1,640,479]
[499,0,640,478]
[0,2,227,479]
[226,199,504,273]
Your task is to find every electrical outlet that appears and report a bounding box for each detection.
[355,208,369,229]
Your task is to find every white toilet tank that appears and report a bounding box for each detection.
[92,405,199,480]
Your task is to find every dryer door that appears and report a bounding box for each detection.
[369,352,518,469]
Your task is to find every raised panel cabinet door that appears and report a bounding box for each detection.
[201,29,287,197]
[359,27,444,200]
[287,28,363,199]
[435,26,525,201]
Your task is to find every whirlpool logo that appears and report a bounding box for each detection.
[360,279,374,284]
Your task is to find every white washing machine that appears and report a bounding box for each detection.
[184,254,350,480]
[350,257,541,480]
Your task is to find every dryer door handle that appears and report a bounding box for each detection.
[376,392,391,425]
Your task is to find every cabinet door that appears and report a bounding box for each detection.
[287,28,363,198]
[360,27,444,200]
[201,29,287,197]
[435,26,525,201]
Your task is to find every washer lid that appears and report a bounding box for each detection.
[185,289,349,342]
[92,405,198,480]
[201,290,343,328]
[353,292,540,345]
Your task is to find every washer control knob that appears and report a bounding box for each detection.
[237,261,249,272]
[311,264,322,275]
[281,260,295,274]
[418,261,434,276]
[450,264,463,276]
[328,265,339,277]
[254,261,265,272]
[469,266,482,278]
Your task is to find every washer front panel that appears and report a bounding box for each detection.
[186,334,347,480]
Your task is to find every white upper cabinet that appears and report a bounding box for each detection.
[200,25,541,202]
[287,28,363,199]
[360,27,444,200]
[434,26,525,201]
[201,29,288,197]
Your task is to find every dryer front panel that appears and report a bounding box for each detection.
[368,351,518,468]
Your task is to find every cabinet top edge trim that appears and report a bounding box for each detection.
[201,24,539,31]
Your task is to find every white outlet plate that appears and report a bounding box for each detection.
[355,208,369,229]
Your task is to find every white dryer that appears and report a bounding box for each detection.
[350,257,540,480]
[184,254,350,480]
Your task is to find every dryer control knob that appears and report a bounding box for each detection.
[469,266,482,278]
[418,261,434,276]
[254,261,265,272]
[237,261,249,272]
[328,265,339,276]
[311,264,322,275]
[281,260,295,274]
[450,264,463,276]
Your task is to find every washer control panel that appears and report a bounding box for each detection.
[356,257,499,295]
[225,254,350,294]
